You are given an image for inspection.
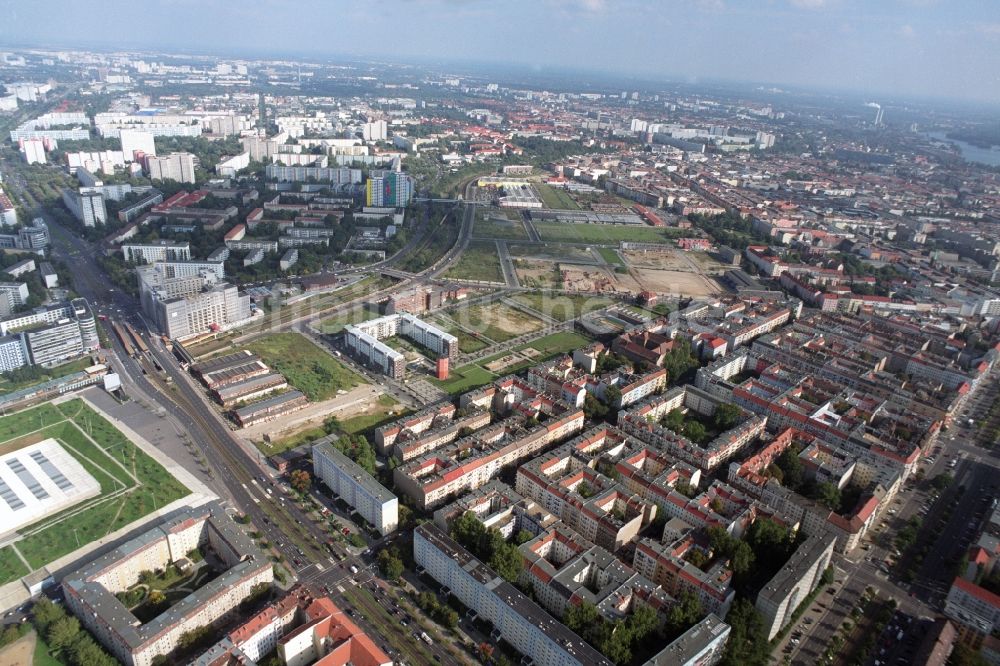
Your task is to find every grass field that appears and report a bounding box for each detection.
[430,364,496,395]
[536,184,581,210]
[450,302,545,342]
[0,400,190,577]
[518,331,593,357]
[316,303,383,334]
[247,333,362,401]
[510,292,614,321]
[0,547,28,582]
[443,241,505,282]
[597,247,625,266]
[473,216,529,240]
[533,222,684,244]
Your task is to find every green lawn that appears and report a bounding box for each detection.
[511,292,614,321]
[430,364,496,395]
[518,331,593,357]
[316,303,383,334]
[473,216,529,240]
[535,184,581,210]
[0,547,28,583]
[33,632,64,666]
[443,241,505,282]
[533,222,683,244]
[247,333,362,401]
[597,247,625,266]
[0,400,190,575]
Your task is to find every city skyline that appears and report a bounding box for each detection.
[2,0,1000,106]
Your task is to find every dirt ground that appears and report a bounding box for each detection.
[559,264,622,293]
[513,259,561,288]
[622,247,692,271]
[629,268,722,297]
[0,631,34,666]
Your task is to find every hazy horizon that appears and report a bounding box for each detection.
[2,0,999,106]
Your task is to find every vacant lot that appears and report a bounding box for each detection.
[536,184,581,210]
[450,302,545,342]
[534,223,684,245]
[0,400,190,577]
[474,216,529,240]
[511,293,614,321]
[631,268,722,297]
[426,316,489,354]
[507,243,596,262]
[247,333,362,401]
[513,259,562,289]
[443,241,505,282]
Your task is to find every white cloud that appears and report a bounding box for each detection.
[788,0,828,8]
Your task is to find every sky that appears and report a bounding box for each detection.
[2,0,1000,105]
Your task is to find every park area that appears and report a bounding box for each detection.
[431,330,593,395]
[247,332,363,401]
[443,241,505,282]
[0,400,189,583]
[533,222,685,244]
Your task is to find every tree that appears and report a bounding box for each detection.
[683,420,707,443]
[583,393,608,421]
[720,598,769,666]
[713,403,741,430]
[816,482,841,512]
[667,591,703,635]
[489,541,523,583]
[289,469,312,493]
[564,601,599,634]
[604,385,622,410]
[731,541,755,577]
[515,529,534,546]
[31,597,66,634]
[0,625,20,648]
[377,548,405,582]
[148,589,166,606]
[775,447,803,490]
[46,616,81,651]
[478,642,495,662]
[450,511,486,550]
[664,408,685,432]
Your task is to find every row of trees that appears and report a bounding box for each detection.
[31,597,118,666]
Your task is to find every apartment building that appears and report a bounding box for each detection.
[138,263,249,339]
[313,437,399,535]
[432,480,561,541]
[62,187,107,227]
[365,171,413,207]
[945,577,1000,638]
[344,313,457,379]
[63,503,273,666]
[0,191,17,227]
[394,409,585,510]
[617,385,766,472]
[147,152,197,184]
[519,525,674,621]
[414,524,613,666]
[755,535,835,640]
[374,402,457,455]
[633,536,736,617]
[121,240,192,264]
[0,298,98,371]
[647,614,731,666]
